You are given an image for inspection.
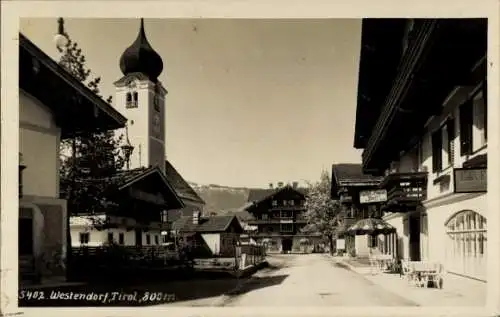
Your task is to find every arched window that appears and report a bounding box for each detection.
[445,210,487,268]
[126,91,138,108]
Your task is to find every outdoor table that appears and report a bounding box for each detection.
[407,261,444,288]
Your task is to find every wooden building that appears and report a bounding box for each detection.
[354,19,487,280]
[172,214,244,257]
[331,164,383,257]
[245,182,321,253]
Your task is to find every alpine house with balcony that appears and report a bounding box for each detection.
[244,182,321,253]
[354,18,487,281]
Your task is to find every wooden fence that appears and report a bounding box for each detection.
[71,245,180,267]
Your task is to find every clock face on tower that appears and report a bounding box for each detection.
[152,112,161,138]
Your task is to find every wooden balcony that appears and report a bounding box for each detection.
[380,172,427,212]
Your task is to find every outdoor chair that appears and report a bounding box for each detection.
[413,262,445,289]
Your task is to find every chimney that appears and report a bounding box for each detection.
[193,210,200,224]
[292,181,299,189]
[269,183,274,189]
[277,181,284,188]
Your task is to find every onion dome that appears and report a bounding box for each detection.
[119,18,163,82]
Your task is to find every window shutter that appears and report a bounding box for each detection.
[447,118,455,165]
[459,100,473,155]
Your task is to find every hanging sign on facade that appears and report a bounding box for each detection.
[359,189,388,204]
[453,168,487,193]
[336,239,346,250]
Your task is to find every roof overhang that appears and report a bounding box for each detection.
[357,19,487,174]
[354,19,407,149]
[19,33,127,139]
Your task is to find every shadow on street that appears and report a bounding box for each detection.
[226,274,288,296]
[19,270,287,307]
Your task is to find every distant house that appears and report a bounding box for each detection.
[245,182,321,253]
[172,214,244,257]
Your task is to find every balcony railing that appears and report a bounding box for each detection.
[379,172,427,212]
[269,206,306,211]
[247,217,306,225]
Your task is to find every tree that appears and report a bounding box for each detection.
[301,170,343,255]
[56,20,126,277]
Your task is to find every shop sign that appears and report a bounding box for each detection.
[453,168,487,193]
[359,189,387,204]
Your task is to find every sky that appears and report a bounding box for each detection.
[20,18,363,188]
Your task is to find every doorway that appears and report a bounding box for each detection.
[282,238,293,253]
[135,229,142,246]
[19,217,34,256]
[409,215,421,261]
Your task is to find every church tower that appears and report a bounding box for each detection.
[113,18,167,174]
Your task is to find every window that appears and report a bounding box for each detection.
[267,226,274,233]
[126,91,139,108]
[146,234,151,245]
[280,224,293,232]
[118,233,125,245]
[261,214,269,220]
[446,210,487,276]
[283,200,288,206]
[281,211,292,218]
[79,232,90,245]
[107,232,114,244]
[432,129,443,172]
[289,200,295,206]
[272,200,277,207]
[460,99,474,155]
[154,235,159,245]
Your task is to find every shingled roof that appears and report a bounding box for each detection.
[164,160,205,205]
[172,215,243,233]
